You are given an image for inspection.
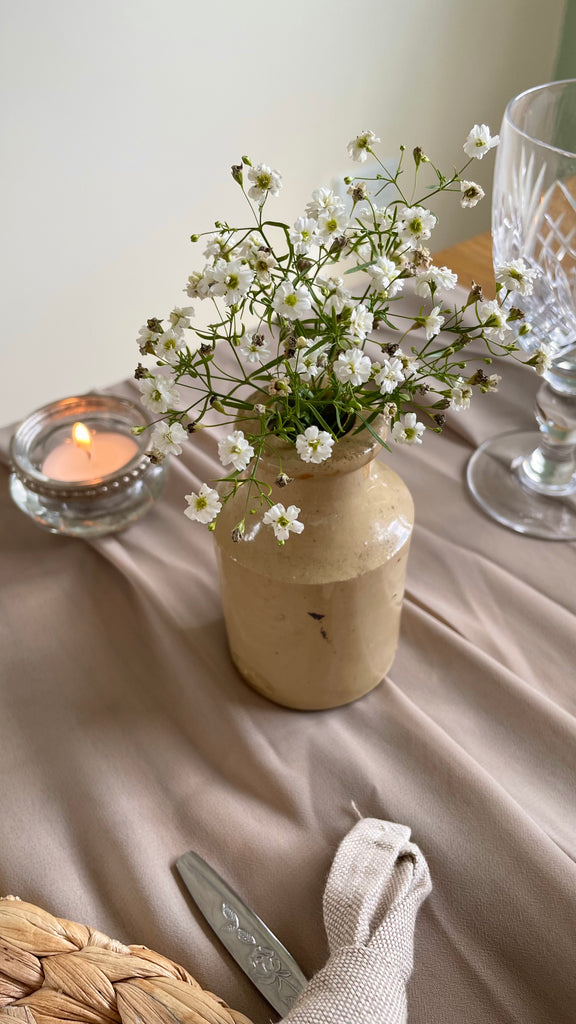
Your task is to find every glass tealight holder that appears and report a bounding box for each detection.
[9,394,167,537]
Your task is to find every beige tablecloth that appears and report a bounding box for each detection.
[1,322,575,1023]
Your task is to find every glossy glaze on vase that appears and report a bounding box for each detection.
[214,421,414,710]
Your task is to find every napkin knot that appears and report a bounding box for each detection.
[281,818,432,1024]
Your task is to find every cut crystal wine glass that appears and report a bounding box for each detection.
[467,79,576,539]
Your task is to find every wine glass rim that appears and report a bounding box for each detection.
[504,78,576,158]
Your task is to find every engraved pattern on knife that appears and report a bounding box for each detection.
[221,902,300,1006]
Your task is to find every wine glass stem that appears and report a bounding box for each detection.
[518,381,576,495]
[520,438,576,493]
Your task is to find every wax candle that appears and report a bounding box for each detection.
[42,421,139,482]
[10,394,167,537]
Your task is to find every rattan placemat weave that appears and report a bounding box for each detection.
[0,895,254,1024]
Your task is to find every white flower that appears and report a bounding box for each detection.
[414,265,458,296]
[287,337,328,382]
[184,483,222,524]
[391,413,425,445]
[347,130,381,163]
[169,306,195,331]
[317,207,349,242]
[185,270,211,300]
[495,259,540,297]
[357,205,393,231]
[477,299,515,342]
[422,305,445,340]
[153,329,186,365]
[210,259,255,305]
[463,124,499,160]
[396,349,420,379]
[238,330,271,364]
[138,372,181,413]
[251,248,277,284]
[204,233,231,260]
[273,280,312,320]
[396,205,436,248]
[449,377,472,411]
[486,373,501,392]
[318,275,352,314]
[305,187,344,219]
[333,347,372,386]
[262,503,304,542]
[349,304,374,341]
[460,180,485,208]
[373,357,405,395]
[238,232,262,256]
[365,255,403,296]
[532,345,553,375]
[290,217,321,254]
[217,430,254,472]
[137,324,161,353]
[295,425,335,464]
[247,163,282,203]
[149,420,188,456]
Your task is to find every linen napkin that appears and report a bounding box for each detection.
[280,818,432,1024]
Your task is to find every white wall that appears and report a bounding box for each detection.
[0,0,565,426]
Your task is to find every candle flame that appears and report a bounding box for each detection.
[72,421,92,454]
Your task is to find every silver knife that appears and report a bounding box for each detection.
[176,850,308,1016]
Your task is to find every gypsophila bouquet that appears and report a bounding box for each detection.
[133,125,546,543]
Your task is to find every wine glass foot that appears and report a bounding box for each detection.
[466,430,576,540]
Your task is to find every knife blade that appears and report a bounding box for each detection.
[176,850,307,1016]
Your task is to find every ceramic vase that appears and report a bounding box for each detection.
[214,418,414,710]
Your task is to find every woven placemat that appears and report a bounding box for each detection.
[0,895,254,1024]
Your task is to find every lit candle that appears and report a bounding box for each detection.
[42,421,139,482]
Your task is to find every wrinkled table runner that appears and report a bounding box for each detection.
[1,288,575,1024]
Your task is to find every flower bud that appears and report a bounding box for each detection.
[506,306,525,322]
[296,257,313,274]
[130,425,146,436]
[147,450,166,465]
[347,182,368,203]
[275,472,292,488]
[190,234,199,242]
[466,282,483,305]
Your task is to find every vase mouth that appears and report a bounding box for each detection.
[236,405,388,478]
